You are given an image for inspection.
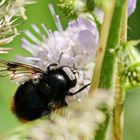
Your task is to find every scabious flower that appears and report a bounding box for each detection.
[0,0,35,46]
[16,4,99,98]
[128,0,137,16]
[95,0,137,20]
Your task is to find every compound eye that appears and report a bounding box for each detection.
[61,67,77,88]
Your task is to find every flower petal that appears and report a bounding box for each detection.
[128,0,137,16]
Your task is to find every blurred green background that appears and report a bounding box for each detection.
[0,0,140,140]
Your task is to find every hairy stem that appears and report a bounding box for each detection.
[88,0,127,139]
[113,61,124,140]
[113,0,127,140]
[98,0,125,89]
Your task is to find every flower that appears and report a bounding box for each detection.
[128,0,137,16]
[95,0,137,22]
[0,0,35,46]
[0,0,35,19]
[17,4,99,97]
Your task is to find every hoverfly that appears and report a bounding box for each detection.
[0,60,90,121]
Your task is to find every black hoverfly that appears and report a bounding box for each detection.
[0,60,90,122]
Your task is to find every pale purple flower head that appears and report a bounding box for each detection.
[128,0,137,16]
[94,0,137,22]
[17,4,99,97]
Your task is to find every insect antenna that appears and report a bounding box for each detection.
[58,52,64,64]
[67,83,91,96]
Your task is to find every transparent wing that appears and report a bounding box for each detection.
[0,60,45,83]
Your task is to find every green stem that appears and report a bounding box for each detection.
[89,0,127,139]
[113,0,127,140]
[98,0,125,89]
[89,0,116,95]
[113,61,125,140]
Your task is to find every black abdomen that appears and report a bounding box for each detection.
[12,79,53,121]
